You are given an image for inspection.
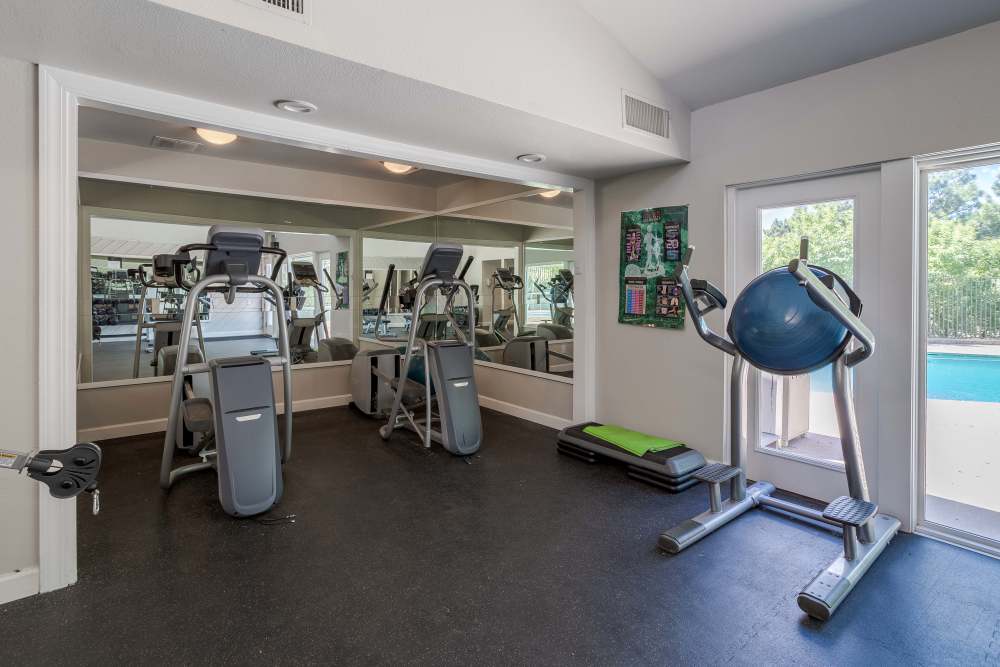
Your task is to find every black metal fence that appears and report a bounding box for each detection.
[928,273,1000,339]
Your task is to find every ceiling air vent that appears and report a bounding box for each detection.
[237,0,311,23]
[622,91,669,139]
[150,136,203,153]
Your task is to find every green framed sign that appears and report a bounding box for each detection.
[618,205,688,329]
[335,250,350,309]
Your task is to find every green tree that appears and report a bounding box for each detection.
[971,200,1000,240]
[928,169,983,222]
[761,200,854,283]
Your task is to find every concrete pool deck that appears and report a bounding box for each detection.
[929,342,1000,356]
[766,352,1000,543]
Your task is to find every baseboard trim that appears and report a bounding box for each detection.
[276,394,353,414]
[0,566,40,606]
[478,396,572,430]
[77,394,354,441]
[78,417,167,442]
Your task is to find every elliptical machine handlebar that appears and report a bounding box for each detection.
[789,238,873,368]
[493,269,523,290]
[173,243,287,294]
[673,246,738,357]
[323,268,347,309]
[458,255,474,281]
[373,264,401,342]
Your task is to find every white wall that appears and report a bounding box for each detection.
[596,22,1000,464]
[0,57,38,581]
[150,0,690,161]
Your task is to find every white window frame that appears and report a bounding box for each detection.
[915,144,1000,558]
[750,193,861,474]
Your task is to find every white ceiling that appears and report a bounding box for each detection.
[79,108,470,188]
[579,0,1000,109]
[0,0,681,180]
[4,0,1000,179]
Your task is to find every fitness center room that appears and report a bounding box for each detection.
[2,2,1000,665]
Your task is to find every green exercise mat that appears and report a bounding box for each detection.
[582,424,684,457]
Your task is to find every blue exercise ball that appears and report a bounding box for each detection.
[727,266,853,374]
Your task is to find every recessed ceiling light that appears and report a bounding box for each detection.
[274,99,318,114]
[381,161,417,175]
[516,153,546,163]
[195,128,238,145]
[538,189,561,198]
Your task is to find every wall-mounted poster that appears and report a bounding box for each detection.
[335,250,350,309]
[618,205,688,329]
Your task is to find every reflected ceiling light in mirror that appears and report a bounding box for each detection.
[274,99,318,114]
[195,128,238,145]
[538,190,561,198]
[382,161,417,175]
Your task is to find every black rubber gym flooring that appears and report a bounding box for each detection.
[2,407,999,665]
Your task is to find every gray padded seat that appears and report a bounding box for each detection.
[318,337,359,362]
[156,345,205,376]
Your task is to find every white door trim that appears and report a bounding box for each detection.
[38,67,81,592]
[914,143,1000,552]
[38,65,596,592]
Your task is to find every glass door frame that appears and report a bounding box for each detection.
[729,169,882,502]
[916,148,1000,559]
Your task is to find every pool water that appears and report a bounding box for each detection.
[809,352,1000,403]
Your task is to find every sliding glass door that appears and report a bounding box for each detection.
[921,157,1000,553]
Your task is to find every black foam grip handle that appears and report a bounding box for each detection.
[458,256,474,281]
[690,279,727,310]
[378,264,395,313]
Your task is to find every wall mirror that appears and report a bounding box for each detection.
[75,105,576,387]
[361,219,575,378]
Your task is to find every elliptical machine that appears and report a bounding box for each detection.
[131,254,208,378]
[160,226,293,517]
[283,261,357,363]
[533,268,574,339]
[478,267,571,373]
[479,267,529,344]
[354,243,482,455]
[660,239,899,621]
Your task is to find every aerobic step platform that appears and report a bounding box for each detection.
[556,422,706,493]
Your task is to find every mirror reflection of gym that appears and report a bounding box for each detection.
[83,217,355,383]
[361,234,574,377]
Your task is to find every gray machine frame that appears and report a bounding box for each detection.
[159,227,293,516]
[659,239,900,621]
[131,255,207,378]
[372,243,482,455]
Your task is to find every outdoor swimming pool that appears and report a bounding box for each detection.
[810,352,1000,403]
